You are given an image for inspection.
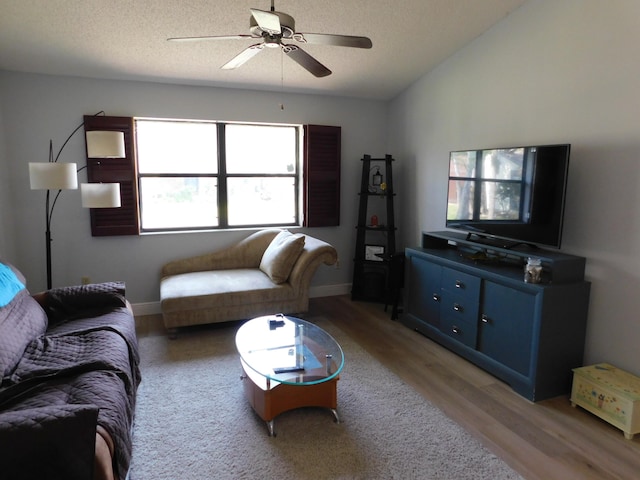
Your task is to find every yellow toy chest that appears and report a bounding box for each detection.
[571,363,640,440]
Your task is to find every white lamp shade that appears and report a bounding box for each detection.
[29,162,78,190]
[80,183,121,208]
[86,131,125,158]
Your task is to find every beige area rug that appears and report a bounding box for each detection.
[129,317,523,479]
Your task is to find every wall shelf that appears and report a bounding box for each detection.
[351,154,398,307]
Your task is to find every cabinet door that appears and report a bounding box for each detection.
[478,281,536,376]
[406,255,442,327]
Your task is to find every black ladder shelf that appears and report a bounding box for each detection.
[351,154,398,309]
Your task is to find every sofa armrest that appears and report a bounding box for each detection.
[0,404,99,479]
[161,229,282,276]
[288,235,338,294]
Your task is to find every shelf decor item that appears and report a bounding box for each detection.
[365,245,385,261]
[372,167,383,186]
[28,111,125,289]
[524,257,543,283]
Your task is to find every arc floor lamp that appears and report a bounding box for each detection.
[29,111,125,289]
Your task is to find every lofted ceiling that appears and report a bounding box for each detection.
[0,0,527,100]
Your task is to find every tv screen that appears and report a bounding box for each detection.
[446,144,570,249]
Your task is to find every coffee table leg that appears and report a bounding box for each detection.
[330,408,341,424]
[267,408,337,437]
[267,419,276,437]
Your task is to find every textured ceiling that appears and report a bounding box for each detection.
[0,0,527,100]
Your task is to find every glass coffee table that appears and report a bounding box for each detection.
[235,314,344,436]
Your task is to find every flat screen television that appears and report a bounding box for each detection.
[446,143,570,249]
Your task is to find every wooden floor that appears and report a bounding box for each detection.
[311,296,640,480]
[137,296,640,480]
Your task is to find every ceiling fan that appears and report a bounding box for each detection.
[167,0,372,78]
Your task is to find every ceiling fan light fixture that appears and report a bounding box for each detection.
[264,36,281,48]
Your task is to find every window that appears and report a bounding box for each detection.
[84,116,340,236]
[136,119,300,231]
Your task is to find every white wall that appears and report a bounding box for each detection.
[0,72,388,304]
[0,100,16,260]
[388,0,640,374]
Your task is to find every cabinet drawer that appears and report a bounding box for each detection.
[441,267,481,298]
[440,290,479,325]
[440,315,478,348]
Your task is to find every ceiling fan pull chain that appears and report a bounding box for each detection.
[280,47,285,111]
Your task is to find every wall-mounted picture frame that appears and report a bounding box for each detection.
[365,244,385,261]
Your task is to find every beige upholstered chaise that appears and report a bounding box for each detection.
[160,229,338,336]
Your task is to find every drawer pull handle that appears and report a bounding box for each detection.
[481,314,490,324]
[432,293,441,302]
[453,303,464,312]
[452,326,462,335]
[455,280,464,289]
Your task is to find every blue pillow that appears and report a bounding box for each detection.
[0,263,26,307]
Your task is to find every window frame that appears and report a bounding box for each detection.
[135,119,301,233]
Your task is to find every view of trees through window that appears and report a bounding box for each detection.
[136,119,299,231]
[448,148,527,222]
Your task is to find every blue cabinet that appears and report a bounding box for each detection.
[402,232,590,401]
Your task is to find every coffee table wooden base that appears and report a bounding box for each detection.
[240,361,340,436]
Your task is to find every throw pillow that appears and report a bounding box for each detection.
[259,231,306,284]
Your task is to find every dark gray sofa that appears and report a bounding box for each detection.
[0,261,140,480]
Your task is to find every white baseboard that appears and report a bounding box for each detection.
[130,283,352,317]
[131,302,162,316]
[310,283,351,298]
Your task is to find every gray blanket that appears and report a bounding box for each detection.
[0,282,140,480]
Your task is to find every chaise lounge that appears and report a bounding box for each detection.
[160,229,338,336]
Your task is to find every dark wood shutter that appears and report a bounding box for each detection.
[303,124,341,227]
[83,115,139,236]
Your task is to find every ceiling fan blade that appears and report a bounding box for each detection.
[293,33,372,49]
[250,8,281,35]
[168,34,256,42]
[221,44,264,70]
[282,44,331,77]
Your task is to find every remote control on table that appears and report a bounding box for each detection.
[273,366,305,374]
